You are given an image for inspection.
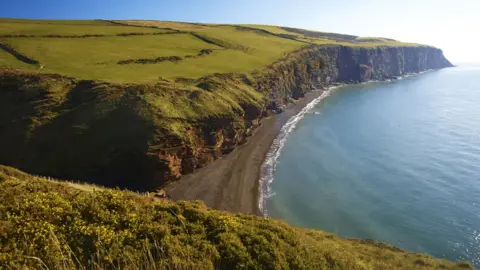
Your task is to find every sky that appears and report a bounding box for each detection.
[1,0,478,63]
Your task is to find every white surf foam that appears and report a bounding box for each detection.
[257,70,435,216]
[258,86,339,216]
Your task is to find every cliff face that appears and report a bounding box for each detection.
[0,45,452,190]
[260,45,453,110]
[156,45,452,186]
[336,46,453,82]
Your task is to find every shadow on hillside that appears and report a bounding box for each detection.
[0,76,169,191]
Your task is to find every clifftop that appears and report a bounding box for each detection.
[0,18,443,83]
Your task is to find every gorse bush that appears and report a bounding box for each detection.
[0,166,473,269]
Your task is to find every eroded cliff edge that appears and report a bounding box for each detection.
[0,45,453,190]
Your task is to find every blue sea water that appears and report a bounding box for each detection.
[264,65,480,266]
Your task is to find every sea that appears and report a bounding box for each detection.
[261,64,480,267]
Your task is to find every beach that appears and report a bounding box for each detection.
[164,90,326,215]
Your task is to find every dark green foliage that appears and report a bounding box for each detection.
[0,166,473,269]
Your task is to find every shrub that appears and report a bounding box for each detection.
[0,166,472,269]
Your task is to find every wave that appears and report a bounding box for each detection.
[258,86,339,216]
[258,70,437,216]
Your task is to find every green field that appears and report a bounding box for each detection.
[0,165,472,269]
[118,20,213,31]
[0,19,426,83]
[0,19,438,160]
[0,19,169,36]
[0,49,34,69]
[2,27,302,82]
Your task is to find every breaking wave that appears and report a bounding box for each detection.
[258,86,339,216]
[258,71,435,216]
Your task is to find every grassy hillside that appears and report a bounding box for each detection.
[0,165,472,269]
[0,19,450,190]
[0,48,33,68]
[0,18,425,83]
[0,70,265,187]
[0,19,171,36]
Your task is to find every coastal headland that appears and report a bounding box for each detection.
[0,18,471,269]
[0,19,453,198]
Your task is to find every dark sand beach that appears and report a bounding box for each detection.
[164,90,325,215]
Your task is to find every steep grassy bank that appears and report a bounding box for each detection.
[0,166,472,269]
[0,19,453,191]
[0,46,453,191]
[0,70,266,189]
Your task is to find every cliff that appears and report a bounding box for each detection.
[0,45,452,190]
[259,45,452,110]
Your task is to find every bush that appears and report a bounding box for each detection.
[0,166,472,269]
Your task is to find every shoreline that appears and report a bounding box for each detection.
[164,89,329,215]
[258,85,341,215]
[164,71,438,216]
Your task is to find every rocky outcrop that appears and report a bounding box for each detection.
[0,45,452,190]
[135,45,453,188]
[153,45,452,184]
[257,45,452,110]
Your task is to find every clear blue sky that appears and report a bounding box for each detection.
[2,0,478,63]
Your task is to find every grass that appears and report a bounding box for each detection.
[117,20,213,31]
[0,19,169,36]
[0,19,429,83]
[240,24,428,47]
[0,165,473,269]
[0,70,265,189]
[0,21,305,82]
[0,18,117,25]
[240,24,303,36]
[3,34,226,81]
[307,38,424,47]
[199,26,302,52]
[0,49,35,69]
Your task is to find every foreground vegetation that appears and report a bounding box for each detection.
[0,166,472,269]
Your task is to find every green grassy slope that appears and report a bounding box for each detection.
[0,19,170,36]
[0,70,265,188]
[0,19,448,189]
[0,49,34,69]
[0,19,424,83]
[0,165,472,269]
[3,34,225,81]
